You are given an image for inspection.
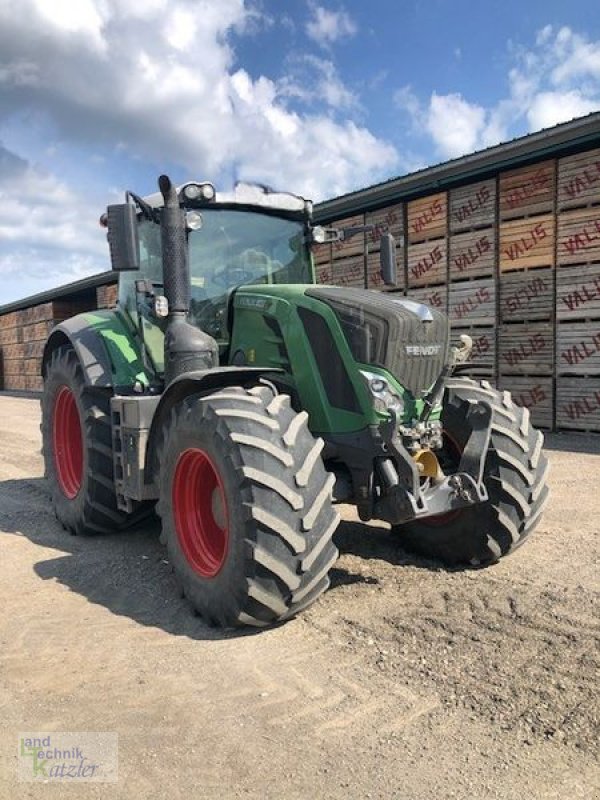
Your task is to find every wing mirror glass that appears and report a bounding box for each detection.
[380,233,397,286]
[106,203,140,271]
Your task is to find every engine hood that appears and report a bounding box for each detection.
[304,286,450,398]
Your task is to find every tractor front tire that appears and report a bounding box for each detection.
[41,345,151,535]
[394,378,550,566]
[157,386,339,627]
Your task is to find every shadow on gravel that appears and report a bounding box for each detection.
[0,477,261,642]
[0,476,459,640]
[332,520,466,576]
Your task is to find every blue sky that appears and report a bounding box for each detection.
[0,0,599,303]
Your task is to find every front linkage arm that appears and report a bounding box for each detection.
[373,399,492,526]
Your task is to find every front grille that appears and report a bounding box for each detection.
[298,306,361,413]
[305,287,450,398]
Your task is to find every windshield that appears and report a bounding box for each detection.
[127,209,311,341]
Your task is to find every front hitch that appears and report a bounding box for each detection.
[373,400,492,526]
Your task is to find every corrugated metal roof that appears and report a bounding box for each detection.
[0,270,115,316]
[315,111,600,221]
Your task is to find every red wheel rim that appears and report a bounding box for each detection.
[426,429,464,527]
[52,385,83,499]
[172,448,229,578]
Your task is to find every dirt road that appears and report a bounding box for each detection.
[0,395,598,799]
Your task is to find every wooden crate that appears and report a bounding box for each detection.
[498,322,553,375]
[448,278,495,327]
[315,262,333,285]
[557,147,600,211]
[331,254,365,288]
[449,229,495,280]
[557,207,600,266]
[449,179,496,232]
[406,284,447,313]
[556,263,600,321]
[331,213,366,260]
[407,193,446,243]
[2,359,24,377]
[499,267,553,322]
[0,326,21,345]
[22,341,46,359]
[21,320,55,343]
[499,215,554,272]
[450,326,495,375]
[556,321,600,375]
[498,376,553,429]
[556,377,600,431]
[1,343,25,360]
[407,239,447,286]
[499,160,555,220]
[365,203,404,251]
[312,240,331,267]
[0,311,18,330]
[96,284,118,310]
[2,374,26,391]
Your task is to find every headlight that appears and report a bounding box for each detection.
[182,182,216,202]
[359,370,405,417]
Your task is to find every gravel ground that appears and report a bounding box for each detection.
[0,394,598,799]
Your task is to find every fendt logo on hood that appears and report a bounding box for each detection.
[405,344,442,356]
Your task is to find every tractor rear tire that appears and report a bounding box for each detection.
[393,378,549,566]
[156,386,339,627]
[41,345,152,535]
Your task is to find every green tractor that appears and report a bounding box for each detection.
[41,175,549,627]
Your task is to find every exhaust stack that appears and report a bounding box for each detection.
[158,174,218,384]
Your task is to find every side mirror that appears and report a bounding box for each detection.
[380,233,397,286]
[106,203,140,271]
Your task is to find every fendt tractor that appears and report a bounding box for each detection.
[41,175,549,627]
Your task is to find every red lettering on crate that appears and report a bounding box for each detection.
[411,198,443,235]
[410,244,443,280]
[426,290,443,308]
[505,167,549,209]
[560,331,600,366]
[452,234,491,272]
[563,390,600,420]
[502,332,546,366]
[504,276,549,314]
[562,218,600,256]
[514,384,547,409]
[452,285,491,321]
[503,222,548,261]
[560,276,600,311]
[563,161,600,200]
[452,185,491,225]
[472,334,490,356]
[368,208,399,244]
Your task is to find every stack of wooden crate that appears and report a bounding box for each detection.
[555,149,600,431]
[0,299,92,392]
[496,161,556,429]
[447,179,496,378]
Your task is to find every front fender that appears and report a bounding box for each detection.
[42,310,150,388]
[145,367,282,484]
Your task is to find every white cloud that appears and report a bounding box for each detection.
[527,90,598,130]
[279,55,358,111]
[425,93,486,159]
[0,0,394,202]
[306,4,357,46]
[0,146,107,300]
[395,25,600,160]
